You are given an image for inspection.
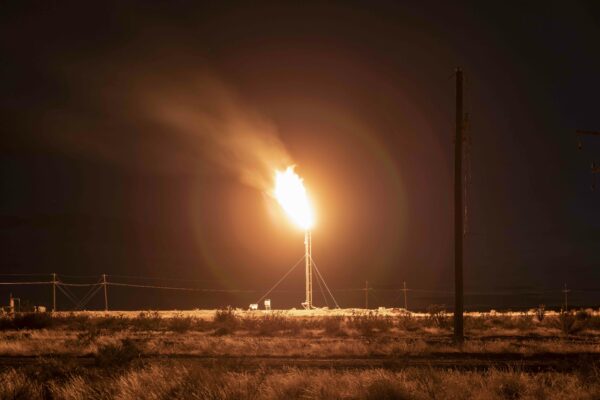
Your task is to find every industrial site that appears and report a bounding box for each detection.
[2,1,600,399]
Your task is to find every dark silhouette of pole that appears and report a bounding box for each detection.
[454,67,464,342]
[403,281,408,311]
[103,274,108,311]
[575,130,600,190]
[365,280,369,309]
[52,273,56,312]
[563,283,570,312]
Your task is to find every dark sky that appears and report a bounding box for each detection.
[2,1,600,310]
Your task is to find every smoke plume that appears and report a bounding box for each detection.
[51,61,292,192]
[146,76,292,191]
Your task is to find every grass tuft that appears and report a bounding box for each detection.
[0,313,54,330]
[94,339,143,368]
[349,312,393,336]
[556,312,587,335]
[213,307,239,335]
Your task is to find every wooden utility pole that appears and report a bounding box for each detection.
[365,280,369,309]
[403,281,408,311]
[563,283,570,312]
[52,273,56,312]
[102,274,108,311]
[454,67,464,342]
[576,130,600,190]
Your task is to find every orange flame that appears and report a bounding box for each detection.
[274,166,315,230]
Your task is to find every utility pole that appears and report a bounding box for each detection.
[365,280,369,309]
[576,130,600,190]
[102,274,108,311]
[563,283,570,312]
[403,281,408,311]
[52,273,56,312]
[454,67,464,342]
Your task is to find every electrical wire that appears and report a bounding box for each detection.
[57,274,106,279]
[310,256,340,309]
[0,271,597,311]
[76,285,104,310]
[108,282,256,293]
[107,274,225,283]
[73,277,104,309]
[314,265,329,308]
[55,284,79,306]
[255,255,306,304]
[56,282,102,287]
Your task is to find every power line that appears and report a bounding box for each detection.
[55,274,107,280]
[0,278,596,297]
[56,282,102,287]
[55,285,79,306]
[107,274,225,283]
[314,266,329,308]
[76,285,104,310]
[0,273,598,311]
[310,256,340,309]
[255,255,306,304]
[108,282,256,293]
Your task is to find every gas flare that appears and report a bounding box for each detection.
[274,166,315,230]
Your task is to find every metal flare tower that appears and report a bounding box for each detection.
[302,230,313,309]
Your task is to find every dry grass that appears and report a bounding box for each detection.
[6,309,597,337]
[0,310,599,399]
[2,308,585,340]
[0,310,599,358]
[1,362,599,400]
[1,329,598,359]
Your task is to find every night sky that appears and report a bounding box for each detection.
[2,1,600,310]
